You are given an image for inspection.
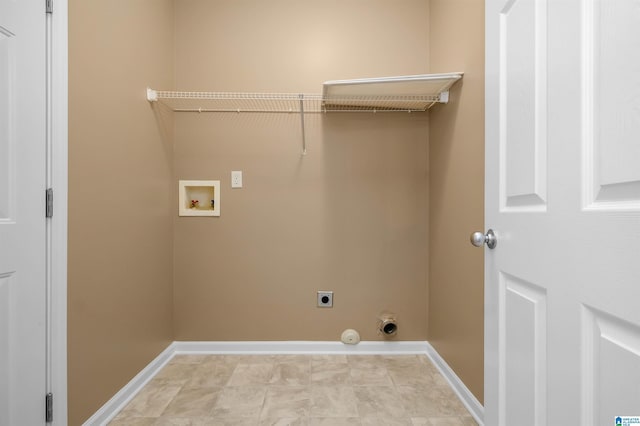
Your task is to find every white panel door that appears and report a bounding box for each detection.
[0,0,47,425]
[485,0,640,425]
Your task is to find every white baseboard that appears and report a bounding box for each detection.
[172,340,430,354]
[84,340,483,425]
[425,342,484,425]
[82,342,177,426]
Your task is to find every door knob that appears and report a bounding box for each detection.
[470,229,497,249]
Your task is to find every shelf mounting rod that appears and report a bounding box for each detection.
[299,94,307,155]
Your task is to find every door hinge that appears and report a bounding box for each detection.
[45,393,53,422]
[46,0,53,14]
[45,188,53,218]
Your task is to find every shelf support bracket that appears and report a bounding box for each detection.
[299,94,307,155]
[438,90,449,104]
[147,88,158,102]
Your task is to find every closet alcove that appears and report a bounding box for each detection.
[147,72,463,153]
[68,1,485,422]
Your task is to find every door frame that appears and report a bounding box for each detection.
[49,0,67,424]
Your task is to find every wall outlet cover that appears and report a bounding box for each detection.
[231,171,242,188]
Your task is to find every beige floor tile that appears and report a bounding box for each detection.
[380,355,422,366]
[153,417,220,425]
[161,387,222,418]
[259,418,308,426]
[350,366,393,386]
[418,356,444,375]
[409,358,449,387]
[170,355,209,365]
[353,386,407,418]
[259,417,309,426]
[418,355,432,364]
[261,386,310,418]
[111,354,478,426]
[310,355,348,364]
[148,377,191,387]
[156,418,258,425]
[383,355,427,367]
[397,385,468,417]
[201,355,243,366]
[187,362,236,388]
[386,363,435,386]
[234,355,276,364]
[308,418,360,425]
[228,363,274,386]
[211,386,266,418]
[269,362,310,386]
[425,372,450,388]
[360,418,412,425]
[425,417,479,426]
[271,355,311,363]
[108,417,157,426]
[309,386,358,417]
[116,383,182,418]
[311,362,351,385]
[154,364,200,385]
[210,420,259,426]
[347,356,385,369]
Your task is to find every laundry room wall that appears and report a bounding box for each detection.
[428,0,485,403]
[68,1,175,424]
[172,0,431,342]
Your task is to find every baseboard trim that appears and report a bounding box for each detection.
[425,342,484,425]
[172,340,430,354]
[82,342,176,426]
[84,340,484,425]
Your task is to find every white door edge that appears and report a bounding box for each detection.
[50,0,68,424]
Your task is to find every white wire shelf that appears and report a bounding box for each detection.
[322,72,463,111]
[146,73,463,113]
[147,90,318,112]
[147,73,463,153]
[146,90,448,113]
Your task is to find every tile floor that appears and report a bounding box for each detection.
[109,354,478,426]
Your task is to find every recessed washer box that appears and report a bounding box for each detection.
[178,180,220,217]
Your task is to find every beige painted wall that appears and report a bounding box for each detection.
[68,1,175,424]
[173,0,431,341]
[428,0,485,403]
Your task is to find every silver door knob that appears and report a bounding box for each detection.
[470,229,497,249]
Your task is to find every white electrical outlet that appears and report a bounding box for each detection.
[231,171,242,188]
